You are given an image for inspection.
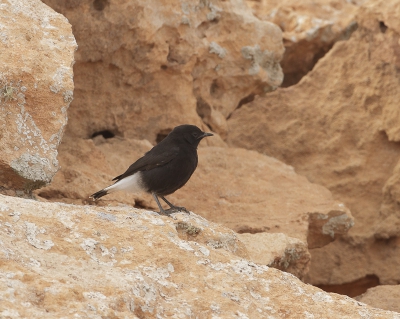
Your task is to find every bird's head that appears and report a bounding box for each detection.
[171,124,213,146]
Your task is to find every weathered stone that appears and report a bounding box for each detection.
[238,232,310,279]
[0,0,76,192]
[177,147,353,251]
[0,194,398,318]
[42,0,284,142]
[247,0,359,86]
[356,285,400,313]
[228,0,400,287]
[35,136,353,278]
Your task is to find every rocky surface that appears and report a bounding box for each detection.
[238,232,310,279]
[11,0,399,300]
[247,0,360,86]
[1,194,399,318]
[356,285,400,313]
[228,0,400,288]
[42,0,284,141]
[0,0,76,192]
[35,136,353,256]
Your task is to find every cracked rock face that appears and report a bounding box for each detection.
[42,0,284,141]
[0,194,398,318]
[228,0,400,287]
[247,0,360,87]
[0,0,76,191]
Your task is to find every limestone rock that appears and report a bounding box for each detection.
[35,137,353,273]
[247,0,359,86]
[228,0,400,286]
[42,0,284,142]
[238,232,310,279]
[0,0,76,192]
[176,147,353,251]
[0,194,398,318]
[356,285,400,313]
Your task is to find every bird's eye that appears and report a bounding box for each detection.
[192,132,198,137]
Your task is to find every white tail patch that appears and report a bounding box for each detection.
[104,172,145,194]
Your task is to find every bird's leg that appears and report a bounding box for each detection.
[161,196,189,214]
[152,193,172,216]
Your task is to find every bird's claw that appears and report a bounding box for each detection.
[159,206,189,216]
[171,206,189,214]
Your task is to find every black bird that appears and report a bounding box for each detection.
[90,124,213,215]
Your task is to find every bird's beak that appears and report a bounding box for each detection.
[199,132,213,139]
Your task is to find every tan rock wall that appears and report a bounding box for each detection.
[228,0,400,286]
[43,0,284,141]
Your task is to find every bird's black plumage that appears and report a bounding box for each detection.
[90,124,213,215]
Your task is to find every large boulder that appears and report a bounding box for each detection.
[42,0,284,141]
[0,0,76,192]
[0,194,398,318]
[228,0,400,287]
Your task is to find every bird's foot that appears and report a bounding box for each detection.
[166,206,189,214]
[158,206,189,216]
[157,209,173,217]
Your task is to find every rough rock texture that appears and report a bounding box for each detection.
[42,0,284,141]
[246,0,359,86]
[0,195,398,318]
[238,232,310,279]
[356,285,400,313]
[35,136,353,252]
[0,0,76,191]
[228,0,400,287]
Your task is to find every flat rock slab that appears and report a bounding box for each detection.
[0,0,76,191]
[0,195,398,318]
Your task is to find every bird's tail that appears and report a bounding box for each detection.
[89,188,109,200]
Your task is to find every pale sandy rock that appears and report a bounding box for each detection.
[0,194,398,318]
[228,0,400,286]
[35,137,353,258]
[238,232,310,279]
[42,0,283,142]
[356,285,400,313]
[247,0,359,86]
[0,0,76,191]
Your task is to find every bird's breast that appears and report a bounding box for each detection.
[141,151,198,196]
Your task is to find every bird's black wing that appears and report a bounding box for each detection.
[112,146,180,181]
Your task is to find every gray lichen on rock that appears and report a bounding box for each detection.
[209,42,227,58]
[10,153,56,183]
